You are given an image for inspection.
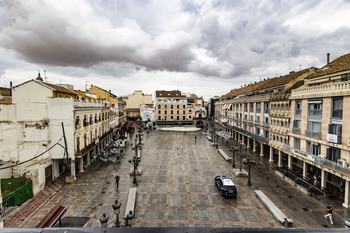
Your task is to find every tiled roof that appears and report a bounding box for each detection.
[221,68,311,99]
[42,82,78,96]
[308,53,350,78]
[156,90,186,98]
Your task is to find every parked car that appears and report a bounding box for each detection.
[215,176,237,198]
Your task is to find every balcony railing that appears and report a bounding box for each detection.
[292,80,350,99]
[255,120,261,125]
[262,121,269,127]
[264,109,269,113]
[309,109,322,119]
[314,156,350,174]
[292,127,301,135]
[295,109,301,116]
[305,129,321,139]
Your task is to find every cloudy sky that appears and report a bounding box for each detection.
[0,0,350,100]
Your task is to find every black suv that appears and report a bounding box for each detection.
[215,176,237,198]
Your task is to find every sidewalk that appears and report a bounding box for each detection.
[3,176,66,228]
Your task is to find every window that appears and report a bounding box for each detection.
[264,102,269,113]
[326,147,340,162]
[295,100,302,116]
[308,100,322,118]
[158,104,161,109]
[332,97,343,119]
[264,130,269,139]
[183,105,186,109]
[183,116,185,120]
[165,110,167,114]
[295,138,300,150]
[250,103,254,112]
[244,103,248,112]
[171,105,173,109]
[165,105,168,109]
[158,116,161,120]
[256,127,260,136]
[308,121,321,132]
[158,110,161,114]
[171,110,173,114]
[189,115,192,119]
[256,103,261,113]
[177,116,179,120]
[177,110,179,114]
[177,105,179,109]
[164,116,167,120]
[183,110,185,114]
[171,116,173,119]
[308,141,320,156]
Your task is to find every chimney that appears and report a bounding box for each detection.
[327,53,330,64]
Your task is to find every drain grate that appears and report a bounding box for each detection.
[56,217,90,227]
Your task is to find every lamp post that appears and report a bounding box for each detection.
[239,148,243,172]
[112,200,121,227]
[125,210,135,227]
[229,146,238,168]
[99,213,109,227]
[243,158,256,186]
[129,156,141,184]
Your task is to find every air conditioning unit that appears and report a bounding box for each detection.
[337,159,348,168]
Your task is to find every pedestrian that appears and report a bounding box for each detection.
[115,175,120,190]
[195,136,197,143]
[324,203,333,224]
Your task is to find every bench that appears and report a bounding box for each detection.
[218,148,231,162]
[36,204,66,228]
[254,190,293,227]
[124,188,137,219]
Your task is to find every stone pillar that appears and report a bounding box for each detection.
[278,150,282,167]
[241,134,245,146]
[87,153,91,166]
[253,139,256,152]
[247,137,250,148]
[260,142,264,157]
[288,154,292,170]
[269,147,274,162]
[237,133,240,144]
[343,180,350,208]
[303,162,308,180]
[321,169,327,190]
[79,157,84,173]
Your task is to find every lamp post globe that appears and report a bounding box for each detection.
[125,210,135,227]
[99,213,109,227]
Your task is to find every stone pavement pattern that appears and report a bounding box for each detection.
[19,130,350,228]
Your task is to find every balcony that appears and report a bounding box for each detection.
[308,109,322,119]
[295,109,301,117]
[292,127,301,135]
[314,156,350,175]
[262,121,269,127]
[292,80,350,99]
[264,109,269,114]
[255,120,261,125]
[305,129,321,139]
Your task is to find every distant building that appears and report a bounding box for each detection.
[124,90,153,120]
[154,90,206,127]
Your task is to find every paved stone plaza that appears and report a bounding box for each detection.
[23,129,350,228]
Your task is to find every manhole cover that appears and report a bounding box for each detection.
[56,217,90,227]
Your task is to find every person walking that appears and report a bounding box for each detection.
[195,136,197,144]
[324,203,334,224]
[115,175,120,190]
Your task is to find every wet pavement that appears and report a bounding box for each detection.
[14,129,350,228]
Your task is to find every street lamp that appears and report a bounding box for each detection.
[129,156,141,184]
[243,158,256,186]
[112,200,121,227]
[99,213,109,227]
[125,210,135,227]
[229,146,238,168]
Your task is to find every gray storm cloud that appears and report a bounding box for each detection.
[0,0,350,79]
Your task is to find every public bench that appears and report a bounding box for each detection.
[254,190,293,228]
[35,204,66,228]
[218,148,231,162]
[124,188,137,218]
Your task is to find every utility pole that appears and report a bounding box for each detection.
[61,122,71,177]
